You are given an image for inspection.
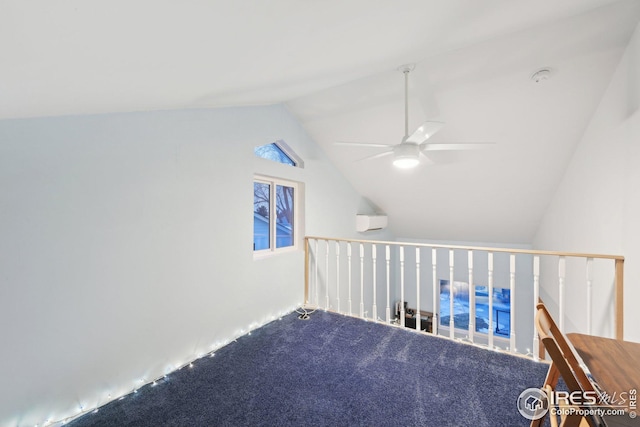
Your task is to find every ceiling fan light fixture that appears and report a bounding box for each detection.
[393,156,420,169]
[393,144,420,169]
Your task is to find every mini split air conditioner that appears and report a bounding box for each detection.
[356,214,388,232]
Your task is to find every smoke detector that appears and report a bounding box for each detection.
[530,68,553,83]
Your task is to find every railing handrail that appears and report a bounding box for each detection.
[304,235,625,347]
[304,235,624,261]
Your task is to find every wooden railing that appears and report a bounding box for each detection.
[304,236,624,360]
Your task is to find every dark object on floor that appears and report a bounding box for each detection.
[69,310,547,427]
[396,301,433,332]
[403,314,432,332]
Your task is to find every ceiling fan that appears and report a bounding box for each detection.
[335,64,493,169]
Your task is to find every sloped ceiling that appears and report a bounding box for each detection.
[3,0,640,243]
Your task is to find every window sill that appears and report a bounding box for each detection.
[253,246,300,260]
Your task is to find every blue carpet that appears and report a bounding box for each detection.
[69,310,548,426]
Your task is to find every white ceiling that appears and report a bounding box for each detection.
[3,0,640,243]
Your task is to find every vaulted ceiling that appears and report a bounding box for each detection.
[3,0,640,243]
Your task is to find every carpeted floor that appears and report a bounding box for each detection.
[69,310,549,426]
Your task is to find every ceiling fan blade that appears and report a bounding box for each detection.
[355,150,394,162]
[419,152,435,165]
[335,141,395,148]
[406,121,445,143]
[421,142,495,152]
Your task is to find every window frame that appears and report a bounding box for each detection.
[253,175,299,258]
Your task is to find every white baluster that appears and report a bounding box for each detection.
[360,243,365,318]
[372,245,378,322]
[385,245,391,323]
[488,252,494,349]
[335,241,341,313]
[510,254,516,353]
[468,250,475,343]
[586,258,593,335]
[314,239,319,307]
[559,256,566,332]
[416,248,421,331]
[432,248,438,335]
[347,243,352,316]
[533,256,540,361]
[400,246,405,327]
[449,249,454,339]
[325,240,330,310]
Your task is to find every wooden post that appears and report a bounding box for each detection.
[537,295,545,361]
[615,258,624,340]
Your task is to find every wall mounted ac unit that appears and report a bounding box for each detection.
[356,214,388,232]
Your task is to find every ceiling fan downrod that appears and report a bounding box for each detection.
[399,64,415,139]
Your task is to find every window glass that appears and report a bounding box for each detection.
[254,143,296,166]
[253,182,270,251]
[439,280,511,336]
[275,185,294,248]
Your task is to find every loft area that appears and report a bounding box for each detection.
[2,3,639,426]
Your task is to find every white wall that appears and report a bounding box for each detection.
[0,105,381,426]
[533,22,640,342]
